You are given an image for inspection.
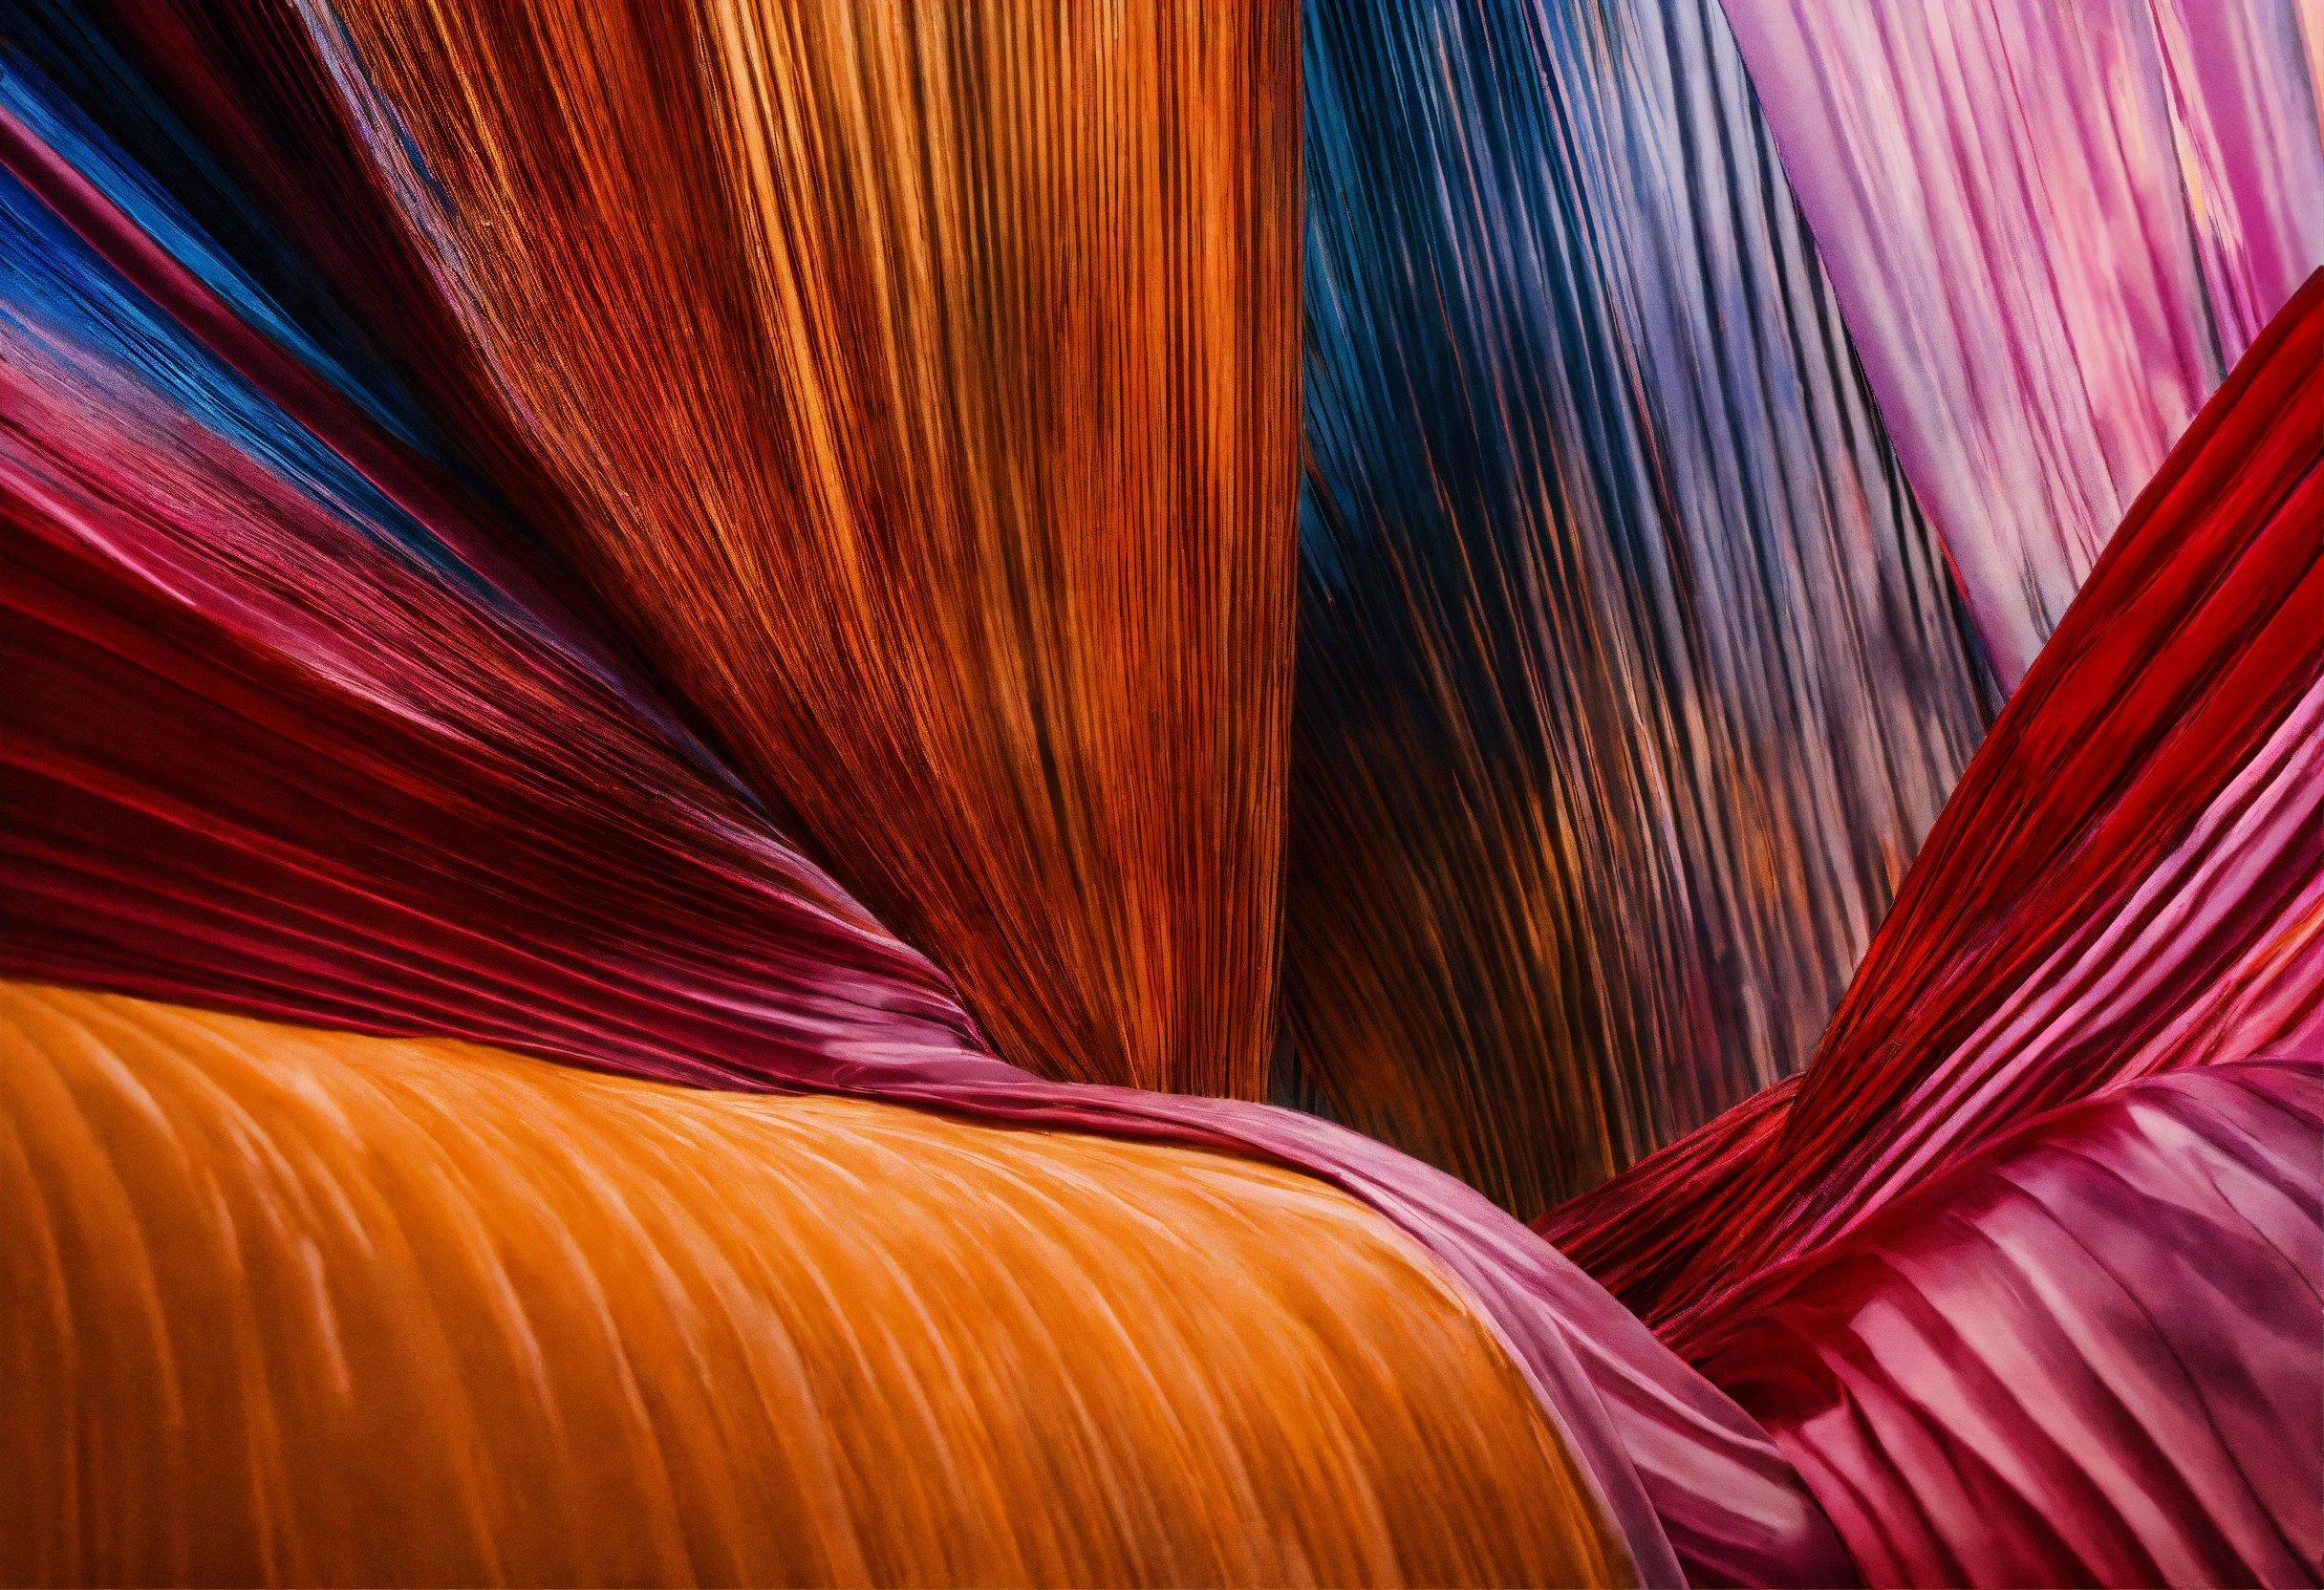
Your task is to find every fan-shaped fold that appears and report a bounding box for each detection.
[258,0,1304,1099]
[0,65,1840,1584]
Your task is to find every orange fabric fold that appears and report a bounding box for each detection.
[0,980,1625,1587]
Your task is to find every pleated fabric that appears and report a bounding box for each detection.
[0,68,984,1082]
[1723,0,2324,683]
[0,980,1628,1589]
[1531,268,2324,1590]
[11,6,2319,1587]
[1536,1073,1800,1314]
[1692,1060,2324,1588]
[267,0,1303,1100]
[1547,269,2324,1341]
[1289,0,1997,1216]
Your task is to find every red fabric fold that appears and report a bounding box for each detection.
[1551,272,2324,1345]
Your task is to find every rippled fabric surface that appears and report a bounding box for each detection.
[1291,0,1996,1215]
[0,70,985,1080]
[0,981,1627,1588]
[290,0,1302,1101]
[0,44,1840,1583]
[1724,0,2324,683]
[1534,270,2324,1586]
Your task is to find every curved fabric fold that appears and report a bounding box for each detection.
[0,75,984,1082]
[19,5,2318,1584]
[247,0,1303,1101]
[1538,1075,1799,1315]
[1547,269,2324,1340]
[1722,0,2324,683]
[0,980,1630,1588]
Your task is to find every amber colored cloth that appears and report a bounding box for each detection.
[0,980,1626,1588]
[288,0,1302,1100]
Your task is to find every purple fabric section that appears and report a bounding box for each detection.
[1690,1058,2324,1586]
[1722,0,2324,684]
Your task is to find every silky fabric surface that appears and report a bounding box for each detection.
[0,55,1840,1586]
[11,7,2319,1590]
[0,980,1626,1589]
[1548,271,2324,1338]
[279,0,1302,1101]
[0,78,983,1080]
[1293,0,1994,1215]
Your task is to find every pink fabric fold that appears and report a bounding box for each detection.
[1693,1059,2324,1586]
[1723,0,2324,683]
